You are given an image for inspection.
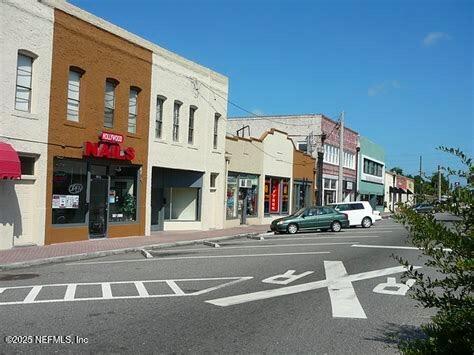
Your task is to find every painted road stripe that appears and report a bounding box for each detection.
[0,277,253,306]
[23,286,42,303]
[351,244,452,252]
[325,261,367,319]
[102,283,113,299]
[265,236,380,241]
[134,281,149,297]
[351,244,420,250]
[166,280,185,295]
[64,284,77,301]
[205,264,421,308]
[67,251,331,266]
[151,242,360,253]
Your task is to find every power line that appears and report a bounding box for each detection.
[195,78,330,129]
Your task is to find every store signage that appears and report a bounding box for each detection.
[83,132,135,161]
[270,181,280,213]
[100,132,124,144]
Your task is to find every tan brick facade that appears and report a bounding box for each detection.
[45,10,152,244]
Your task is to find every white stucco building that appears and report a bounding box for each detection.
[224,129,294,228]
[0,0,54,249]
[146,49,228,232]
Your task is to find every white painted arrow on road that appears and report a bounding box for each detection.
[205,261,421,319]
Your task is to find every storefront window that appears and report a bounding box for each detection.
[52,158,87,224]
[226,176,238,219]
[164,187,200,221]
[226,174,259,219]
[293,182,311,211]
[264,176,290,215]
[109,165,138,222]
[245,176,259,217]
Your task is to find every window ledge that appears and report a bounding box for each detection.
[212,150,222,155]
[153,138,168,144]
[126,133,141,139]
[64,121,86,129]
[187,146,199,151]
[171,143,184,148]
[20,175,37,181]
[210,187,217,191]
[12,111,39,120]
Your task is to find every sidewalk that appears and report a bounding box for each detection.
[0,224,270,271]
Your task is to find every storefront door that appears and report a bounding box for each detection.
[89,170,109,238]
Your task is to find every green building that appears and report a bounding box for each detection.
[357,136,385,212]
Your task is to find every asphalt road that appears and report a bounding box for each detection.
[0,219,434,354]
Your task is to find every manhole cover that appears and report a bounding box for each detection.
[0,274,39,281]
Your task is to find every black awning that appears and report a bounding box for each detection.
[407,189,413,194]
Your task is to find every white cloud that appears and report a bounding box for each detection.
[423,32,451,47]
[368,80,401,97]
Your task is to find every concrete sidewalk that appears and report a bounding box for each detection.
[0,224,270,271]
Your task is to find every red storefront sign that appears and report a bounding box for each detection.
[83,132,135,160]
[100,132,123,144]
[270,180,280,213]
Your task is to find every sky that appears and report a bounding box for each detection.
[70,0,473,179]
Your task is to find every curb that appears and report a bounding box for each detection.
[0,232,261,271]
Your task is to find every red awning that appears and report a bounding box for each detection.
[0,142,21,179]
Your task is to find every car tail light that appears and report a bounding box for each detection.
[342,213,349,219]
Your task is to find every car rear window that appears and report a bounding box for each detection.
[335,204,351,211]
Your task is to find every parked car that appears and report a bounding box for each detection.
[412,203,434,214]
[270,206,349,234]
[329,201,379,228]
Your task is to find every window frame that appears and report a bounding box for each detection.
[128,86,140,134]
[66,66,84,122]
[188,105,197,144]
[15,51,36,113]
[213,113,221,149]
[173,100,182,142]
[104,78,118,128]
[155,95,166,139]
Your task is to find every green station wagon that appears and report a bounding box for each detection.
[270,206,349,234]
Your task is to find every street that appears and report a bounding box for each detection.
[0,219,433,354]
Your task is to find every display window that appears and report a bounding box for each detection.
[164,187,200,221]
[52,158,88,225]
[226,173,259,219]
[109,165,138,222]
[264,176,290,215]
[226,176,238,219]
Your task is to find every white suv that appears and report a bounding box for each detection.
[329,201,381,228]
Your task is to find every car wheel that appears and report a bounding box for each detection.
[287,223,298,235]
[331,221,342,232]
[362,217,372,228]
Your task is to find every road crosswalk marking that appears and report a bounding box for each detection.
[0,277,252,306]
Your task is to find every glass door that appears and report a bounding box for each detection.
[88,166,109,238]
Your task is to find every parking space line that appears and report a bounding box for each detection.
[351,244,452,252]
[67,251,331,266]
[266,236,380,241]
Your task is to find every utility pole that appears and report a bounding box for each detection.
[418,155,422,203]
[438,165,442,201]
[337,111,344,202]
